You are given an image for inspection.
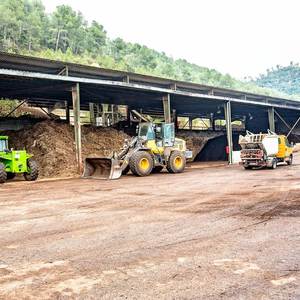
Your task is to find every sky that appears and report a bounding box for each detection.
[43,0,300,79]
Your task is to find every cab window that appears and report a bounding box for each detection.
[285,138,291,147]
[162,123,175,146]
[0,140,7,151]
[138,124,155,140]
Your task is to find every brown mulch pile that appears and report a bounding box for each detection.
[7,121,129,178]
[177,130,223,160]
[5,120,229,178]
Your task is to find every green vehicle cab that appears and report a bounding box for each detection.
[0,136,39,183]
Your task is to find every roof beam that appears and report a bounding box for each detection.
[3,83,71,97]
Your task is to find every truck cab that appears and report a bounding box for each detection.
[277,135,293,162]
[276,135,293,159]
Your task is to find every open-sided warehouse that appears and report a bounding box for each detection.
[1,52,300,170]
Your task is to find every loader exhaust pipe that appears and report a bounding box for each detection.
[82,157,122,180]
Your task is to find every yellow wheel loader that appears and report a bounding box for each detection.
[82,122,192,180]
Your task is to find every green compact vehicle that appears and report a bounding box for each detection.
[0,136,39,183]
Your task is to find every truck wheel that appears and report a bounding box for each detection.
[167,151,186,174]
[244,165,252,170]
[287,155,293,165]
[0,163,7,183]
[24,159,39,181]
[7,173,16,180]
[152,166,164,173]
[271,158,277,169]
[129,151,153,176]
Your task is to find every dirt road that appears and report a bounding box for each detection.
[0,158,299,299]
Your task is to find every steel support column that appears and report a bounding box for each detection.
[89,102,95,125]
[71,83,82,173]
[268,107,275,132]
[162,94,171,123]
[189,117,193,130]
[224,101,233,164]
[65,101,70,124]
[210,113,215,131]
[111,104,116,125]
[126,105,131,126]
[172,109,178,131]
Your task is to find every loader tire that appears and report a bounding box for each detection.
[167,151,186,174]
[122,165,130,175]
[0,163,7,183]
[7,173,16,180]
[24,159,39,181]
[129,151,153,176]
[152,166,164,173]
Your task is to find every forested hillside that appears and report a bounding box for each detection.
[0,0,294,99]
[256,63,300,96]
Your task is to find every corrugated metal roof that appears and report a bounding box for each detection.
[0,51,299,108]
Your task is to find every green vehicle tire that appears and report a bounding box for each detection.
[7,173,16,180]
[0,163,7,183]
[24,159,39,181]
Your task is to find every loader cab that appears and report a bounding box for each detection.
[138,122,175,147]
[0,136,8,152]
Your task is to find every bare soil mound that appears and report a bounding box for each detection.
[7,121,129,178]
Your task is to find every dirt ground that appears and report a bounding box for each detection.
[0,157,299,299]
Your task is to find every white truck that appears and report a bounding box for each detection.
[239,130,293,169]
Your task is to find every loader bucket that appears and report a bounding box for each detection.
[82,157,122,180]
